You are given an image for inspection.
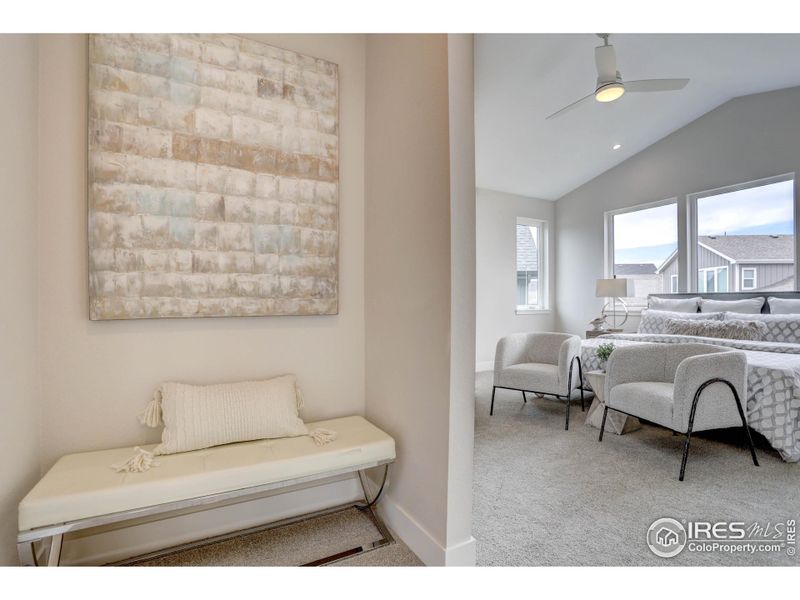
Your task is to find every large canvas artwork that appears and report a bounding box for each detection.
[88,34,339,319]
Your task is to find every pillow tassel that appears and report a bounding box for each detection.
[111,447,160,473]
[310,428,337,446]
[139,389,163,428]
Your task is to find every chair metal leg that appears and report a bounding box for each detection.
[680,377,759,481]
[522,390,527,404]
[599,406,609,441]
[577,357,585,411]
[732,385,760,467]
[679,431,693,482]
[580,386,585,412]
[564,395,570,430]
[490,386,496,416]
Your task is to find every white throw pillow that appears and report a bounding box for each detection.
[700,297,764,314]
[724,312,800,344]
[767,297,800,315]
[637,309,723,334]
[113,375,336,473]
[648,296,700,313]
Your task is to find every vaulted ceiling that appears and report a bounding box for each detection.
[475,33,800,201]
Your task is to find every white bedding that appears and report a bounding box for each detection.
[581,333,800,463]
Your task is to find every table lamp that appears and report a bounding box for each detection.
[595,277,635,330]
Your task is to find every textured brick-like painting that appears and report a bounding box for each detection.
[88,34,339,319]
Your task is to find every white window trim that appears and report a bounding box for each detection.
[741,267,757,291]
[516,217,549,314]
[604,197,678,314]
[688,172,796,292]
[698,266,729,293]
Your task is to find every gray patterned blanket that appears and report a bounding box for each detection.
[581,333,800,463]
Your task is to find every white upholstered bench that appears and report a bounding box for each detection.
[18,415,395,566]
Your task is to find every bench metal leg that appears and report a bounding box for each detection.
[47,534,63,567]
[304,464,394,566]
[17,540,38,566]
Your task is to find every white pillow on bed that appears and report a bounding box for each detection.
[701,297,764,314]
[648,296,700,312]
[767,297,800,315]
[724,312,800,344]
[637,309,722,334]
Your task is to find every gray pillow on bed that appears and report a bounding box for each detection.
[701,297,765,314]
[665,318,767,341]
[648,296,700,312]
[767,297,800,315]
[637,309,723,335]
[724,312,800,344]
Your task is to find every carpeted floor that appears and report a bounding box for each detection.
[473,370,800,566]
[134,507,422,567]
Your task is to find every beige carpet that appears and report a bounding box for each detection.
[474,370,800,566]
[134,507,422,567]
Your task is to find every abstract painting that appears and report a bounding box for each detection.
[87,34,339,319]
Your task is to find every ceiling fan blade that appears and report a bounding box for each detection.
[594,44,618,82]
[625,78,690,93]
[545,92,595,120]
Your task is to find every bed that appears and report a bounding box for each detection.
[580,292,800,463]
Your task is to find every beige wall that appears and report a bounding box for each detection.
[0,35,41,565]
[476,188,556,365]
[37,35,366,472]
[365,34,475,565]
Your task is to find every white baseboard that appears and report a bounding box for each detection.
[61,475,363,566]
[377,495,476,566]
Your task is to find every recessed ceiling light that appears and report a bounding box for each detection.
[612,144,622,151]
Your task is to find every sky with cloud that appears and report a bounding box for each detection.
[614,180,794,266]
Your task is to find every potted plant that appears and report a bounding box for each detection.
[595,342,615,372]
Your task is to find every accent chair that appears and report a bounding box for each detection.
[491,332,584,430]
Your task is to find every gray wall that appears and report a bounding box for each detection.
[476,188,556,366]
[556,86,800,335]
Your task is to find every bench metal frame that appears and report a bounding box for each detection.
[18,459,393,567]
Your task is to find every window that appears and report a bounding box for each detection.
[606,201,678,310]
[670,274,679,293]
[693,175,794,292]
[516,217,547,312]
[741,268,757,290]
[698,266,728,293]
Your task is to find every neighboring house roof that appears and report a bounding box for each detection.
[614,263,657,275]
[700,234,794,262]
[516,224,539,271]
[656,235,794,272]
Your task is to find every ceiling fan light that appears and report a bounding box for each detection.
[595,82,625,103]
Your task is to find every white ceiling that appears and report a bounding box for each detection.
[475,33,800,201]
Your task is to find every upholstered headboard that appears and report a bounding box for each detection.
[648,292,800,314]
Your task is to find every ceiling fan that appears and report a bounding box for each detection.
[546,34,690,120]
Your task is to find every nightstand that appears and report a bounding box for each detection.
[584,370,641,435]
[585,329,622,339]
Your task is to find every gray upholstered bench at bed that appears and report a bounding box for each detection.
[18,415,395,566]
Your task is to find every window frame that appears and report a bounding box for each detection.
[515,216,549,314]
[604,197,679,313]
[698,265,729,293]
[670,274,679,293]
[741,267,757,291]
[688,173,796,293]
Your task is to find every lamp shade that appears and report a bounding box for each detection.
[596,278,635,298]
